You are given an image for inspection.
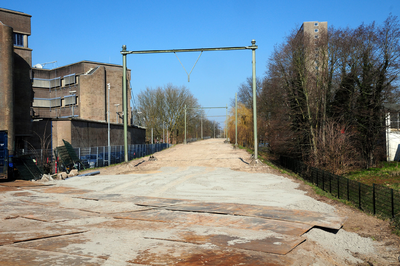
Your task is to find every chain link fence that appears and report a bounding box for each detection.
[73,143,171,170]
[280,156,400,229]
[19,143,171,174]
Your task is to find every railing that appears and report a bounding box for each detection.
[17,143,172,173]
[74,143,171,170]
[280,156,400,223]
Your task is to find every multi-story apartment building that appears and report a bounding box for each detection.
[1,7,145,158]
[0,8,33,154]
[32,61,131,123]
[298,21,328,72]
[31,61,145,149]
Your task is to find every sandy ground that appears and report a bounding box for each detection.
[1,138,400,265]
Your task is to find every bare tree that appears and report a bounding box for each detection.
[237,77,263,110]
[315,120,358,175]
[137,84,201,143]
[263,15,400,169]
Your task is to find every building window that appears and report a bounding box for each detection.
[314,22,319,26]
[13,33,23,47]
[390,112,400,130]
[63,74,76,86]
[314,29,319,33]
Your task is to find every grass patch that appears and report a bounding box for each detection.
[344,161,400,190]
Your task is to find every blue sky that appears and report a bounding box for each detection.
[5,0,400,124]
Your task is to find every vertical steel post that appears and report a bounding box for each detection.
[163,121,165,143]
[151,128,153,144]
[184,105,187,144]
[235,93,238,147]
[251,39,258,163]
[213,121,215,138]
[226,105,228,142]
[107,83,111,165]
[201,113,203,140]
[122,45,128,162]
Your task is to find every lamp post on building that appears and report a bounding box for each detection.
[115,104,120,123]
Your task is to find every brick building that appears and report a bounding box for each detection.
[31,61,145,149]
[0,7,145,158]
[0,8,33,154]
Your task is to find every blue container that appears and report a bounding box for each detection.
[0,131,8,179]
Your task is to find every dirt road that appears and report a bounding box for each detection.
[0,139,399,265]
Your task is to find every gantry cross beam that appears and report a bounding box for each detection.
[121,40,259,164]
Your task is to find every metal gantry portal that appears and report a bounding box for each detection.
[184,106,228,144]
[121,40,259,164]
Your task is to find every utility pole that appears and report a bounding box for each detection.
[201,113,203,140]
[121,45,128,162]
[225,105,229,143]
[213,121,215,138]
[184,105,187,144]
[250,40,259,164]
[107,83,111,165]
[235,93,238,148]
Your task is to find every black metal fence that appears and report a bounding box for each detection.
[280,156,400,222]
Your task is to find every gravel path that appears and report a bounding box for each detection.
[2,138,399,265]
[57,138,398,265]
